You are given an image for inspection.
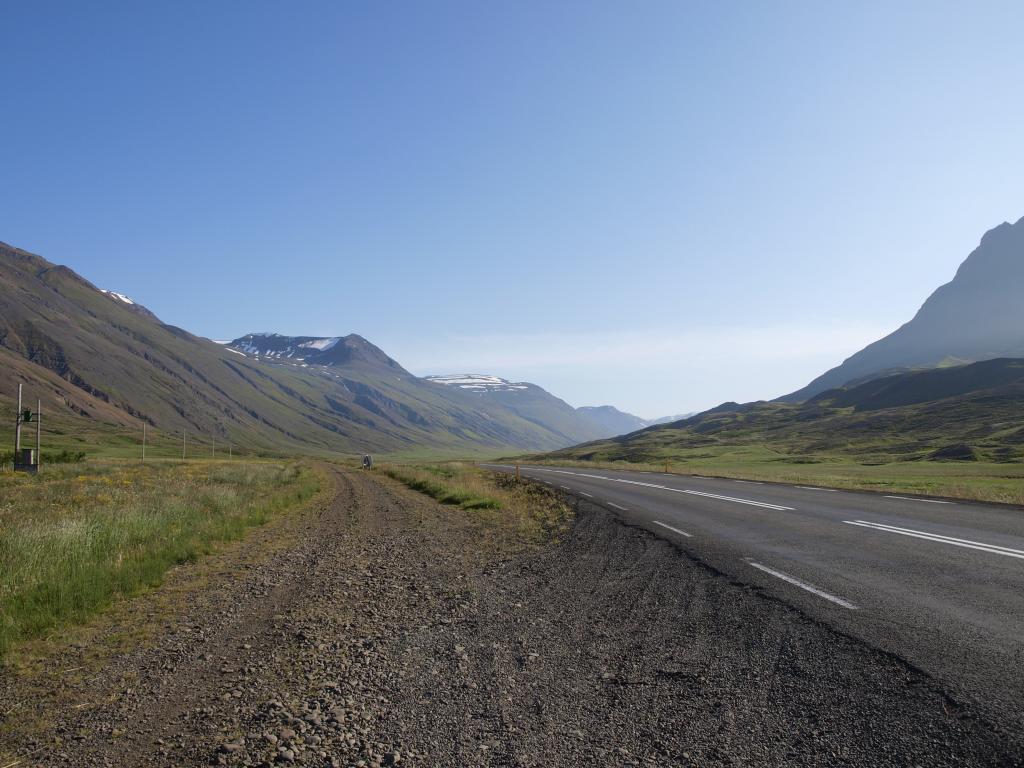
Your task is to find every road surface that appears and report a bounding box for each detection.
[483,463,1024,731]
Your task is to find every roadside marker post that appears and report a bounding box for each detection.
[142,422,146,462]
[515,463,521,482]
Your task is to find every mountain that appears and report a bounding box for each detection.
[422,374,607,442]
[784,215,1024,401]
[0,241,610,455]
[575,405,648,436]
[642,412,698,427]
[539,357,1024,465]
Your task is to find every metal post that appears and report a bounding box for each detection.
[36,399,41,470]
[15,383,22,454]
[142,422,147,462]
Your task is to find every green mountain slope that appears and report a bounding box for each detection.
[541,358,1024,465]
[0,242,605,455]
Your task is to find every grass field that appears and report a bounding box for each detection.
[0,459,319,657]
[379,462,572,544]
[520,444,1024,505]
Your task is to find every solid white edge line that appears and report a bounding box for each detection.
[608,502,629,511]
[795,486,838,492]
[884,495,951,504]
[845,520,1024,559]
[747,561,858,610]
[733,479,764,484]
[580,492,593,497]
[652,520,692,538]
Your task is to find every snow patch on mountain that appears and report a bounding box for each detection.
[100,289,135,305]
[426,374,530,391]
[299,337,341,351]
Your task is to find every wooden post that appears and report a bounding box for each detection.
[15,383,22,455]
[665,460,670,474]
[142,422,147,462]
[35,399,41,470]
[183,431,186,460]
[212,435,215,459]
[515,463,521,482]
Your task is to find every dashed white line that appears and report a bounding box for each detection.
[608,502,629,511]
[795,486,838,492]
[559,485,570,490]
[747,561,858,610]
[680,488,793,512]
[884,495,951,504]
[580,492,593,498]
[652,520,692,538]
[845,520,1024,560]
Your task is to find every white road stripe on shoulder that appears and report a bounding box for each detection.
[608,502,629,511]
[652,520,692,538]
[795,486,838,492]
[733,479,764,485]
[845,520,1024,560]
[747,561,858,609]
[884,495,951,504]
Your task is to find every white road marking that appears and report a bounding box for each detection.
[488,465,795,512]
[884,495,951,504]
[559,485,570,490]
[680,488,794,511]
[795,486,838,492]
[747,561,858,610]
[844,520,1024,560]
[580,492,593,498]
[733,479,764,485]
[652,520,692,538]
[608,502,629,511]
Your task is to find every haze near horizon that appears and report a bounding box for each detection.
[2,1,1023,417]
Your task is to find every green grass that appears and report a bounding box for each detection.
[378,462,572,543]
[0,459,319,657]
[521,445,1024,505]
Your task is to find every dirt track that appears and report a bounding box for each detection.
[1,466,1020,767]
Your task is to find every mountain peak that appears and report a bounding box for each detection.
[783,215,1024,401]
[229,332,406,371]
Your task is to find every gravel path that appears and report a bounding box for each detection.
[1,466,1019,767]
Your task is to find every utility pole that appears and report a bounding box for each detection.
[142,422,147,462]
[35,399,41,470]
[15,383,22,457]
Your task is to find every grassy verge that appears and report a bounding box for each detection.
[0,459,318,657]
[379,462,571,543]
[518,447,1024,505]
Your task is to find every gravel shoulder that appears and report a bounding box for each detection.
[1,466,1020,767]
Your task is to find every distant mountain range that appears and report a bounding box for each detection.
[0,241,650,456]
[543,357,1024,465]
[783,215,1024,401]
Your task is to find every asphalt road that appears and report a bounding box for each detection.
[482,463,1024,732]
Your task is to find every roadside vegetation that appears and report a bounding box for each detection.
[379,462,571,544]
[520,447,1024,505]
[0,459,318,657]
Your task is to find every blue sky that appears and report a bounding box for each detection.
[2,1,1022,417]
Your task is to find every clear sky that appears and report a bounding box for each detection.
[2,2,1022,418]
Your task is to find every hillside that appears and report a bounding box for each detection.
[540,358,1024,465]
[0,242,611,455]
[575,405,647,436]
[784,215,1024,401]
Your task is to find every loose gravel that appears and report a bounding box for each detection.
[1,466,1019,767]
